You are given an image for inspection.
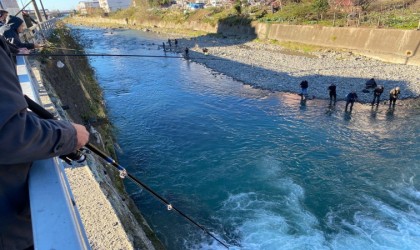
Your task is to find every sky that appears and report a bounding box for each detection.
[18,0,80,11]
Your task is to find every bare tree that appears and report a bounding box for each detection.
[353,0,376,11]
[328,0,345,26]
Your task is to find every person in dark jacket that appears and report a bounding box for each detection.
[300,80,309,100]
[389,87,400,107]
[22,11,37,28]
[0,34,20,54]
[345,91,358,112]
[0,35,89,250]
[371,85,384,106]
[328,83,337,104]
[365,78,377,89]
[0,15,42,50]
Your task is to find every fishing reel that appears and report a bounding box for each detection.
[59,148,89,165]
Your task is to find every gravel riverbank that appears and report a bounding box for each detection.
[174,36,420,103]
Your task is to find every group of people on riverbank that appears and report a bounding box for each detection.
[162,38,179,51]
[299,79,401,112]
[161,38,191,58]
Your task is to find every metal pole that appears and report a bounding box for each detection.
[38,0,47,20]
[31,0,42,22]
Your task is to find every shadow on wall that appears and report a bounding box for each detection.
[216,16,257,39]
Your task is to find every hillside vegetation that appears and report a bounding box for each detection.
[103,0,420,29]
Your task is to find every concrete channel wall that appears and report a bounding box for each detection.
[70,16,420,65]
[251,22,420,66]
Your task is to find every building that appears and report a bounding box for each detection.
[98,0,132,13]
[187,2,205,10]
[77,1,100,15]
[210,0,224,7]
[0,0,20,15]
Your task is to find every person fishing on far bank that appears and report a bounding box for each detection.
[328,83,337,105]
[345,91,358,112]
[371,85,384,106]
[300,80,309,100]
[389,87,400,108]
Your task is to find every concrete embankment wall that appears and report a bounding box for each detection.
[251,22,420,66]
[69,16,420,66]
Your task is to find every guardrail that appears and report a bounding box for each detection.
[22,17,58,43]
[29,158,90,250]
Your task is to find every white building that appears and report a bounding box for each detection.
[98,0,132,13]
[77,1,100,15]
[0,0,20,15]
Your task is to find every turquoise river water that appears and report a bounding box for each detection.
[75,27,420,250]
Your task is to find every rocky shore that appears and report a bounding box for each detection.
[178,36,420,103]
[66,17,420,103]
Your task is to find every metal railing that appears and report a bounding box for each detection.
[29,158,90,250]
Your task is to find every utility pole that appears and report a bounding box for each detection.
[38,0,48,20]
[31,0,43,23]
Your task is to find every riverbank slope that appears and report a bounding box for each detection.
[34,24,165,249]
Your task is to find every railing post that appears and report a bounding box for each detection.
[31,0,43,23]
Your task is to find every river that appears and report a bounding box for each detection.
[75,27,420,249]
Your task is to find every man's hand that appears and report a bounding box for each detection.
[34,44,44,49]
[18,48,30,54]
[72,123,90,150]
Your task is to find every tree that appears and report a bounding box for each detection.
[234,0,241,14]
[148,0,171,7]
[328,0,345,26]
[353,0,376,11]
[312,0,330,20]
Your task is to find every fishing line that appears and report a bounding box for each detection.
[24,95,230,249]
[21,52,229,61]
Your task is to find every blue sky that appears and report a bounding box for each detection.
[19,0,79,11]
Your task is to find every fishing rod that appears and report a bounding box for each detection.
[15,0,32,16]
[24,95,230,249]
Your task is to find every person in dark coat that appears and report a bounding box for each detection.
[300,80,309,100]
[389,87,400,107]
[0,16,42,50]
[22,11,37,28]
[365,78,377,89]
[371,85,384,106]
[328,83,337,104]
[0,35,89,250]
[345,91,358,112]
